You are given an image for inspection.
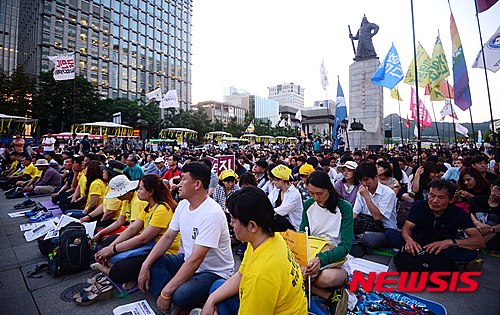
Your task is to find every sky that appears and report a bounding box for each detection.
[190,0,500,128]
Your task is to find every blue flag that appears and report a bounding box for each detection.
[333,80,348,149]
[371,43,404,89]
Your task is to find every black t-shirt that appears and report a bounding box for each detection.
[486,172,497,184]
[469,195,500,217]
[407,200,474,246]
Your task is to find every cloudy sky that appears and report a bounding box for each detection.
[190,0,499,128]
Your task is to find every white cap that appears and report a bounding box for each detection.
[105,175,139,199]
[154,157,164,164]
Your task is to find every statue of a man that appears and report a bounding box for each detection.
[350,15,379,61]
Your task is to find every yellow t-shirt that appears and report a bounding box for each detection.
[23,163,38,178]
[137,203,180,254]
[85,179,107,210]
[238,233,307,315]
[103,186,122,220]
[119,191,147,222]
[78,172,86,196]
[9,160,19,171]
[34,169,43,178]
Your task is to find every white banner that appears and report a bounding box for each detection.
[48,53,75,81]
[295,109,302,122]
[456,123,469,136]
[160,90,180,108]
[472,26,500,73]
[146,87,162,101]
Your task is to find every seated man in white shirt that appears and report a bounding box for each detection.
[138,162,234,313]
[351,162,399,257]
[268,164,303,230]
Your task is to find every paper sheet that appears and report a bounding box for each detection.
[113,300,156,315]
[343,256,389,275]
[8,210,30,218]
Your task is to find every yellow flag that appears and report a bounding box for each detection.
[391,86,403,101]
[403,42,431,88]
[429,33,450,88]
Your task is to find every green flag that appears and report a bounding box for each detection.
[429,32,450,90]
[404,42,431,88]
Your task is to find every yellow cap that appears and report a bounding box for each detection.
[299,163,315,175]
[219,169,238,181]
[271,164,293,181]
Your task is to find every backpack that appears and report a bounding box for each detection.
[48,222,92,276]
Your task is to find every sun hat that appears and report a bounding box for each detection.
[154,157,164,164]
[34,159,50,167]
[271,164,293,181]
[219,169,238,181]
[337,161,358,172]
[105,174,139,199]
[100,160,126,177]
[299,163,315,176]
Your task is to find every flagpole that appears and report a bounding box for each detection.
[397,100,404,145]
[473,0,496,156]
[468,107,476,145]
[429,100,441,148]
[410,0,422,165]
[444,83,458,146]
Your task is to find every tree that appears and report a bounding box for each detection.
[0,66,36,117]
[225,117,245,138]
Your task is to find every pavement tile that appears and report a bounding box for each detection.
[0,268,39,315]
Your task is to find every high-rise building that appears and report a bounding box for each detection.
[314,99,334,108]
[225,93,280,126]
[194,100,246,125]
[17,0,192,109]
[268,82,305,109]
[0,0,19,73]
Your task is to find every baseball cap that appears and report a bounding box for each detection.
[219,169,238,181]
[154,157,164,164]
[337,161,358,172]
[100,160,126,177]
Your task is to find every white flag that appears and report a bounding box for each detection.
[414,125,419,138]
[320,59,329,91]
[279,119,286,127]
[160,90,180,108]
[48,53,75,81]
[287,114,292,126]
[456,123,469,136]
[472,26,500,73]
[295,109,302,122]
[439,99,459,121]
[146,87,162,101]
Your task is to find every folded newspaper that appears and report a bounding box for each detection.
[113,300,155,315]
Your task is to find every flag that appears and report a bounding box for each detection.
[146,87,162,101]
[404,43,432,88]
[450,13,472,110]
[246,120,255,133]
[429,33,450,88]
[371,43,404,89]
[300,129,306,139]
[477,0,498,12]
[410,88,432,127]
[279,119,286,128]
[295,109,302,122]
[425,81,455,101]
[159,90,179,108]
[391,86,403,101]
[48,52,75,81]
[456,123,469,136]
[320,59,329,91]
[406,115,411,129]
[472,26,500,73]
[440,99,459,121]
[333,80,348,149]
[414,125,419,138]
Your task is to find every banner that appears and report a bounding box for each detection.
[206,155,236,176]
[48,53,75,81]
[410,88,432,127]
[287,114,292,126]
[425,81,454,101]
[371,43,404,89]
[333,80,348,149]
[439,99,459,121]
[391,86,403,101]
[450,13,472,110]
[320,59,329,91]
[280,230,327,267]
[456,123,469,136]
[160,90,179,108]
[429,33,450,88]
[472,26,500,73]
[403,43,431,88]
[295,109,302,122]
[477,0,498,12]
[146,87,162,101]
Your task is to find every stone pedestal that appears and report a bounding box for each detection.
[348,59,384,150]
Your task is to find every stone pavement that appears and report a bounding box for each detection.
[0,193,499,315]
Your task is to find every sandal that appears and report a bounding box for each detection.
[73,278,111,299]
[87,272,108,285]
[74,283,113,306]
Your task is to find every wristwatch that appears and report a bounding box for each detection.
[451,239,458,249]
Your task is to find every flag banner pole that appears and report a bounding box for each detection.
[397,100,404,145]
[469,107,476,144]
[474,0,496,156]
[445,80,459,145]
[430,100,441,147]
[410,0,422,165]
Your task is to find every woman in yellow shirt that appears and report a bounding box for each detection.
[201,186,308,315]
[90,174,179,287]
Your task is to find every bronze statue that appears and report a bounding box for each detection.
[349,15,379,61]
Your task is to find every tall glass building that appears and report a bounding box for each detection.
[17,0,192,109]
[0,0,19,73]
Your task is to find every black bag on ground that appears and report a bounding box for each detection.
[37,237,58,257]
[48,222,92,276]
[353,214,385,234]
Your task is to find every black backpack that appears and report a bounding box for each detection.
[48,222,92,276]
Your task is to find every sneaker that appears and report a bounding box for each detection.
[466,259,483,271]
[326,288,348,315]
[4,187,16,194]
[28,210,53,223]
[15,199,36,209]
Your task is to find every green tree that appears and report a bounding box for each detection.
[225,117,245,138]
[0,66,36,117]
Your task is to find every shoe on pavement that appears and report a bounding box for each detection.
[15,199,36,209]
[466,259,483,271]
[28,210,53,223]
[326,288,348,315]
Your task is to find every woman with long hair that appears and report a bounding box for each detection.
[334,161,360,205]
[300,171,353,314]
[200,187,308,315]
[456,167,491,201]
[87,174,180,291]
[376,160,401,196]
[405,161,441,202]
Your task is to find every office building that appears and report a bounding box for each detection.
[0,0,19,73]
[314,99,334,108]
[194,100,246,125]
[268,82,305,109]
[17,0,192,109]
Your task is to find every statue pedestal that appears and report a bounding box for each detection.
[348,59,384,150]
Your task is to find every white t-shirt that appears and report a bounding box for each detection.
[268,185,303,230]
[307,202,342,245]
[169,197,234,279]
[42,137,56,152]
[352,183,397,230]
